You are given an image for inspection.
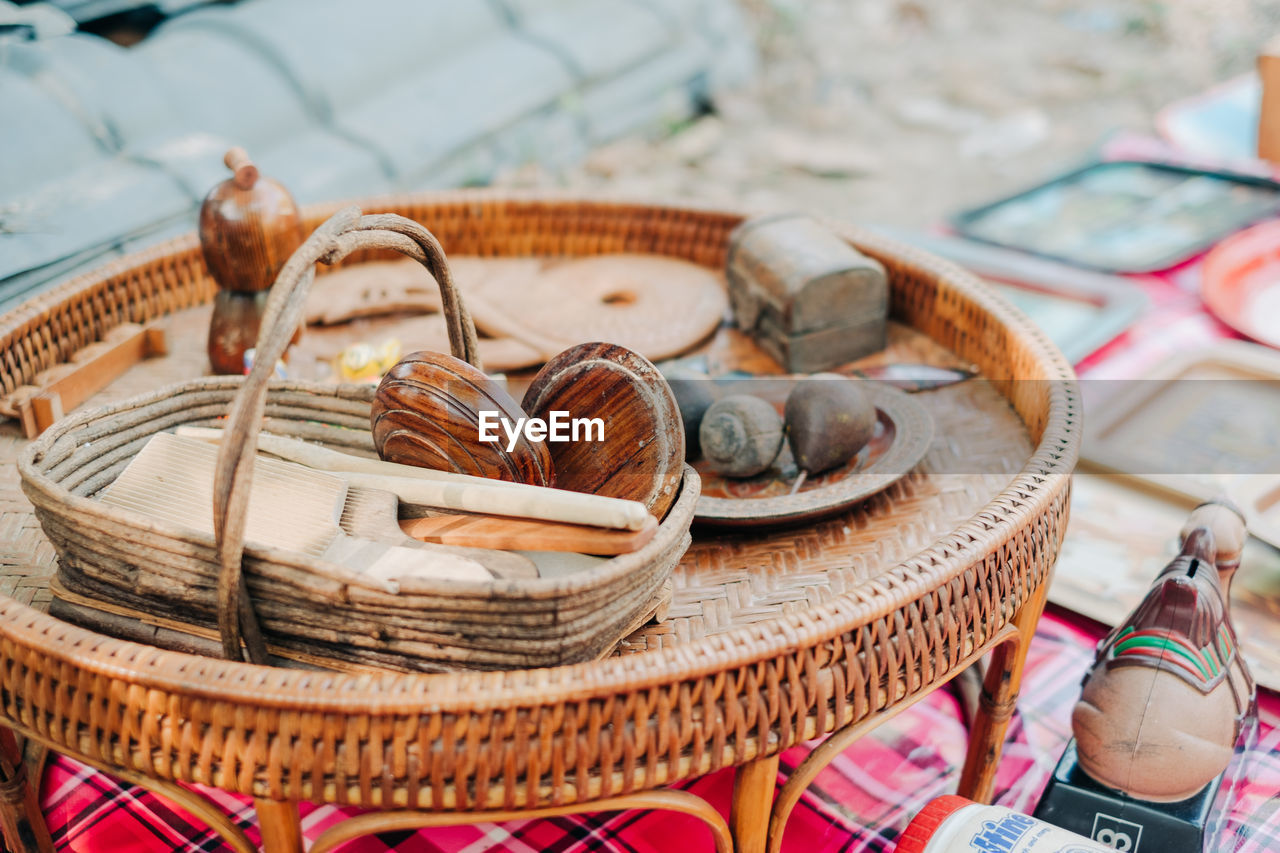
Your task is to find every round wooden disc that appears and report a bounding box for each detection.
[472,254,727,362]
[372,351,554,485]
[522,342,685,519]
[392,314,546,372]
[305,258,443,326]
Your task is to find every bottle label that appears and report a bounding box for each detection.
[969,813,1036,852]
[955,808,1112,852]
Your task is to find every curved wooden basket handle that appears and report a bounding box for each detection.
[212,206,481,663]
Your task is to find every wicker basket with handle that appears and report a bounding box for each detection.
[17,205,699,671]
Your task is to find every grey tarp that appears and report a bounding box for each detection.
[0,0,754,309]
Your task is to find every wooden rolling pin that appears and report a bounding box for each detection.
[176,426,651,531]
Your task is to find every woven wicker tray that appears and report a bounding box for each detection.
[0,193,1079,853]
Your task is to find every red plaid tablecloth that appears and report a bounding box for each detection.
[32,611,1280,852]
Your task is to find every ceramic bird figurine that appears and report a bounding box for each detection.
[1071,499,1255,803]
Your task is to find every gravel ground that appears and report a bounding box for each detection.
[496,0,1280,228]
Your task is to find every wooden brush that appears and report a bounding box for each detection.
[339,487,537,583]
[176,426,651,531]
[100,434,505,591]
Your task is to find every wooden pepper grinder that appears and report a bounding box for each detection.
[199,147,305,374]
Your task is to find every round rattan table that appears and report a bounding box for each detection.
[0,193,1078,853]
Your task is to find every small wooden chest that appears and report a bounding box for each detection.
[726,214,888,373]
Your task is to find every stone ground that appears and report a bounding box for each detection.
[495,0,1280,228]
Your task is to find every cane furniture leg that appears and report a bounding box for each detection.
[0,727,52,853]
[949,660,987,730]
[0,723,252,853]
[116,772,255,853]
[307,789,733,853]
[957,579,1050,803]
[255,799,303,853]
[731,752,780,853]
[23,747,258,853]
[763,623,1021,853]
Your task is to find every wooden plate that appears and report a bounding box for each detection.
[693,382,933,527]
[469,254,728,361]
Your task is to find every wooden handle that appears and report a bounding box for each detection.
[211,206,483,663]
[399,513,657,555]
[1259,49,1280,163]
[224,147,259,190]
[181,426,652,530]
[339,470,648,529]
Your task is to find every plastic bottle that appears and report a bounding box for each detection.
[896,796,1114,852]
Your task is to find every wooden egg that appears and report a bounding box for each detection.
[522,342,684,518]
[784,374,876,475]
[699,394,784,478]
[372,351,554,486]
[199,147,306,374]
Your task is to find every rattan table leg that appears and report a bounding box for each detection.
[731,752,780,853]
[762,623,1020,853]
[255,799,303,853]
[957,579,1050,803]
[0,723,256,853]
[0,727,52,853]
